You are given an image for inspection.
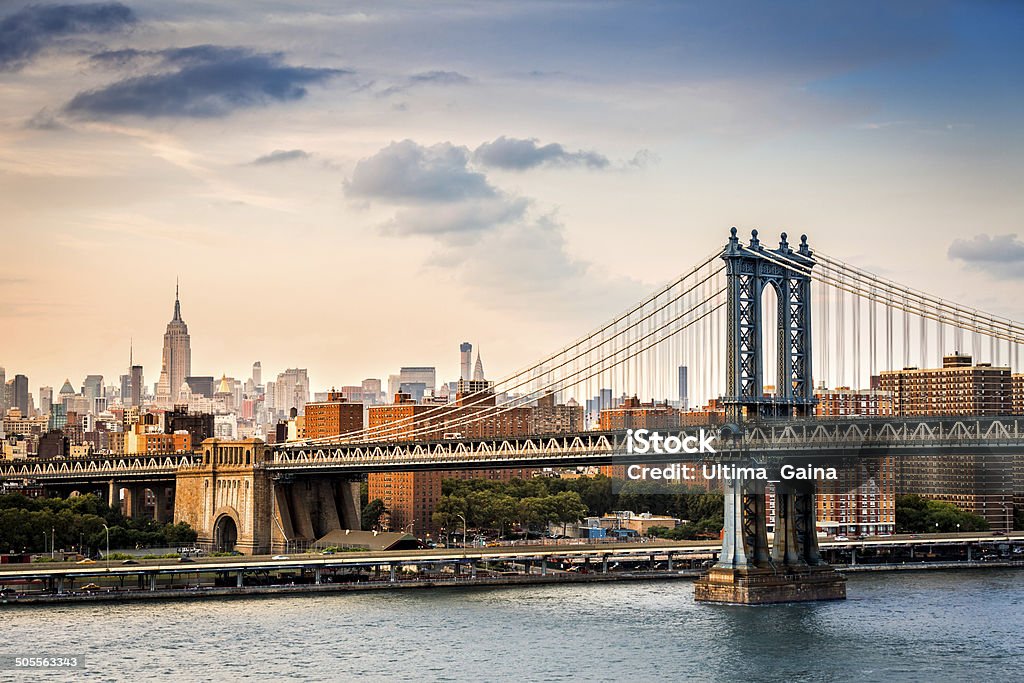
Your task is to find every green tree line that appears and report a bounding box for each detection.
[0,493,197,555]
[432,476,724,539]
[895,495,990,533]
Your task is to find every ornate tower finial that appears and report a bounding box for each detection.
[749,229,760,248]
[779,232,789,252]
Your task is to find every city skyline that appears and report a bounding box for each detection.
[3,1,1024,397]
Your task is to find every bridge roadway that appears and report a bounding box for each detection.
[4,416,1024,483]
[268,417,1024,474]
[1,533,1020,584]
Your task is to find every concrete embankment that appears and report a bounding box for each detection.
[0,571,694,606]
[3,560,1021,607]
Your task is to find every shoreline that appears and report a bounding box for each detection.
[2,560,1021,607]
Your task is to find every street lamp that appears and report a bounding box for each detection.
[456,514,467,550]
[51,526,55,559]
[404,520,416,534]
[102,524,110,569]
[42,531,47,556]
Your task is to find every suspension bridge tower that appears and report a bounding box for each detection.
[695,228,846,604]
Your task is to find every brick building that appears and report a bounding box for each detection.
[304,393,364,440]
[880,354,1015,532]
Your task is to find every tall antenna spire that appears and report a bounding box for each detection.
[173,278,181,321]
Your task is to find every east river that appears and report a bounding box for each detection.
[1,570,1022,681]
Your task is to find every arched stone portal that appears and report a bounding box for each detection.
[214,515,238,552]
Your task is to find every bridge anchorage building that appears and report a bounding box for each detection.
[695,228,846,604]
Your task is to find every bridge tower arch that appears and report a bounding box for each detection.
[722,228,816,422]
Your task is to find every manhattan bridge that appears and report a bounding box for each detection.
[4,228,1024,602]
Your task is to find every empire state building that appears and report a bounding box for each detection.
[155,283,191,406]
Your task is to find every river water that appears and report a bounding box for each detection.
[1,570,1022,682]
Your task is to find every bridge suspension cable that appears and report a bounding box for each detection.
[306,290,727,445]
[745,244,1024,391]
[299,254,726,445]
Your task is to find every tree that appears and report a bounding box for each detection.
[431,495,467,532]
[361,499,387,531]
[550,491,588,536]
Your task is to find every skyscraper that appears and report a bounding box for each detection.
[82,375,104,401]
[155,282,192,407]
[130,365,144,407]
[678,365,689,410]
[472,351,485,381]
[0,367,5,412]
[460,342,473,380]
[39,386,53,417]
[12,374,28,415]
[252,361,262,387]
[400,367,436,392]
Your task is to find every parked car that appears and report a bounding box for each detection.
[271,555,290,560]
[835,535,850,542]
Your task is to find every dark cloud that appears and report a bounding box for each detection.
[948,234,1024,277]
[65,47,347,119]
[249,149,310,165]
[346,140,496,204]
[0,2,135,71]
[473,136,609,171]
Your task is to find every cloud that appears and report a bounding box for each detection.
[65,46,347,119]
[948,234,1024,277]
[473,136,609,171]
[346,140,496,204]
[408,70,471,86]
[249,149,310,165]
[382,196,530,238]
[0,2,135,71]
[378,70,471,97]
[346,138,645,318]
[24,108,66,130]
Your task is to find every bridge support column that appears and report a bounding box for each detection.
[667,554,673,571]
[237,571,244,588]
[108,479,118,509]
[695,471,845,604]
[149,574,157,591]
[470,562,477,579]
[152,487,172,523]
[389,563,397,583]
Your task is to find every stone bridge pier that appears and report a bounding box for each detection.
[173,438,361,555]
[694,464,846,604]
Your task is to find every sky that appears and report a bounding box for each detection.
[1,0,1023,394]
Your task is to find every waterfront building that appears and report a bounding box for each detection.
[879,353,1010,416]
[807,387,897,535]
[881,354,1014,532]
